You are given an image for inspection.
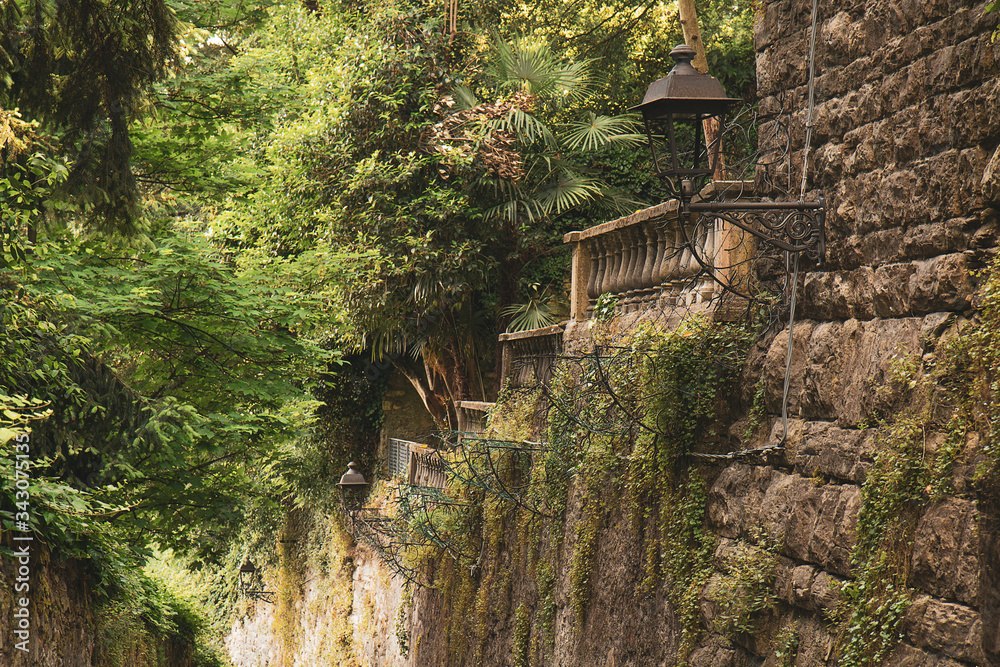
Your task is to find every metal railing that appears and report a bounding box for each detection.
[387,438,447,489]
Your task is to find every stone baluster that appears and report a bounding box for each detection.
[653,224,670,307]
[603,232,622,298]
[700,217,718,302]
[665,225,686,305]
[517,340,531,387]
[623,226,644,312]
[639,221,658,306]
[613,230,631,308]
[586,237,601,310]
[690,218,711,303]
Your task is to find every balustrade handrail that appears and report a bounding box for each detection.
[499,324,564,389]
[563,180,755,320]
[388,437,448,489]
[455,401,493,435]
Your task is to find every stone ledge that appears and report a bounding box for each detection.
[497,324,564,342]
[801,252,979,321]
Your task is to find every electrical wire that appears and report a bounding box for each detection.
[799,0,821,200]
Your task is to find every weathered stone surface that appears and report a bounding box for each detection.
[909,499,979,605]
[903,596,985,664]
[804,251,977,319]
[708,466,859,576]
[983,143,1000,203]
[773,558,844,619]
[803,268,875,320]
[763,318,922,426]
[887,642,972,667]
[906,252,976,314]
[778,419,872,483]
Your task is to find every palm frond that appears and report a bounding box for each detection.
[535,169,604,216]
[548,59,594,105]
[453,84,478,111]
[490,37,593,103]
[563,112,645,152]
[485,197,546,224]
[500,285,568,332]
[500,301,559,332]
[491,107,556,146]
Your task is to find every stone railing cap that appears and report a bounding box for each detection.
[455,400,495,411]
[562,180,756,244]
[498,323,565,342]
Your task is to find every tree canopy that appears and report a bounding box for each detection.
[0,0,757,643]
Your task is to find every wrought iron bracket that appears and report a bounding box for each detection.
[244,589,276,604]
[687,197,826,264]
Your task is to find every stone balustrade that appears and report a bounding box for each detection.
[455,400,493,434]
[564,182,753,321]
[498,324,564,389]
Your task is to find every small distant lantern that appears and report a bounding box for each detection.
[237,558,275,604]
[238,559,257,595]
[632,44,741,202]
[337,461,369,513]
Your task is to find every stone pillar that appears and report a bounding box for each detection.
[565,231,591,322]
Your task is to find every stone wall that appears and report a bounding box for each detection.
[272,3,1000,666]
[730,0,1000,664]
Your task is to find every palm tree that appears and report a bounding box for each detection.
[447,37,643,333]
[456,37,644,225]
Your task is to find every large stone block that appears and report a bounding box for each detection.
[763,317,922,425]
[708,466,860,576]
[903,596,985,664]
[802,268,875,320]
[780,419,872,483]
[909,499,979,605]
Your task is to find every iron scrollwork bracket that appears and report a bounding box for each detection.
[687,197,826,264]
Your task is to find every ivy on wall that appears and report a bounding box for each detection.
[393,315,770,664]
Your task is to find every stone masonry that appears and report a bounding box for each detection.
[718,1,1000,665]
[312,4,1000,666]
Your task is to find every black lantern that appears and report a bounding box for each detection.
[631,44,826,268]
[632,44,740,202]
[238,558,257,594]
[238,558,275,603]
[337,461,369,514]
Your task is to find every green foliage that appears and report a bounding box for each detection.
[1,230,336,570]
[836,330,973,664]
[773,624,800,667]
[987,1,1000,41]
[658,473,716,657]
[466,0,756,111]
[568,495,601,618]
[710,530,780,636]
[500,284,567,333]
[396,584,413,658]
[0,0,179,232]
[405,317,755,662]
[970,256,1000,488]
[86,552,226,667]
[592,291,619,322]
[512,603,531,667]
